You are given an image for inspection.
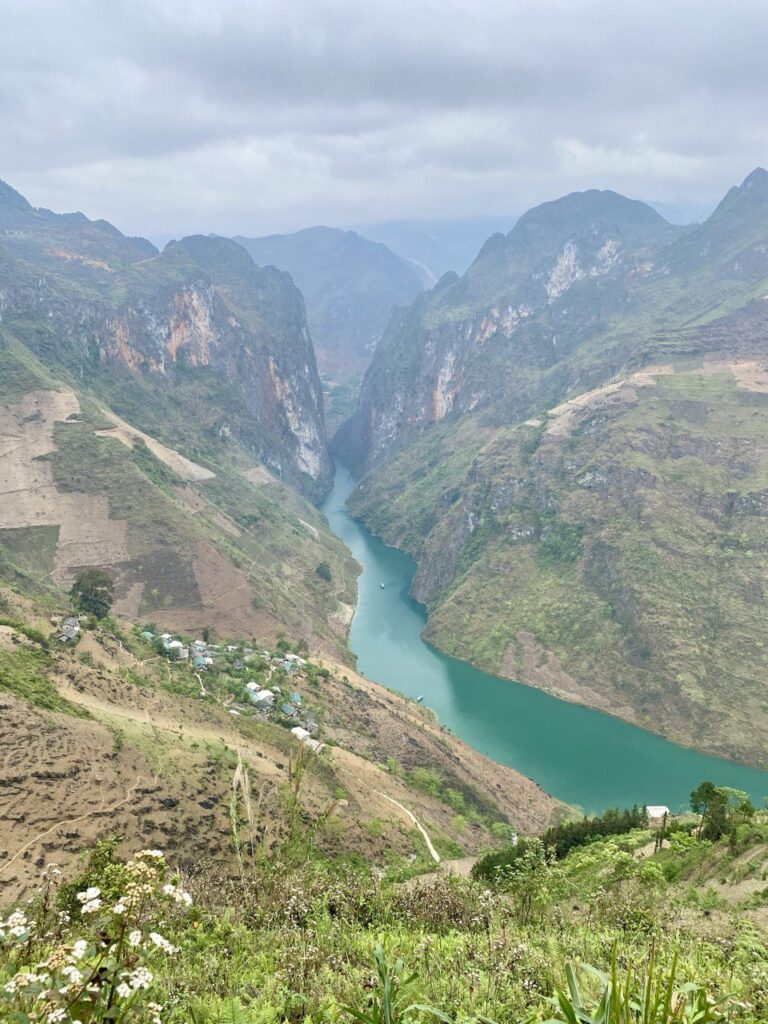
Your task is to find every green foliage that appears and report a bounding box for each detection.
[1,826,762,1024]
[537,515,584,566]
[70,568,115,620]
[0,645,88,717]
[691,782,755,841]
[315,561,333,582]
[541,806,649,859]
[344,945,451,1024]
[548,948,728,1023]
[2,848,192,1024]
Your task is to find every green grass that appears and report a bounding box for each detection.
[0,646,89,717]
[4,823,768,1023]
[0,526,59,575]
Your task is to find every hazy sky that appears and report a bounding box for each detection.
[2,0,767,237]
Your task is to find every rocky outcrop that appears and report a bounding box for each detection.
[341,170,768,767]
[337,171,768,476]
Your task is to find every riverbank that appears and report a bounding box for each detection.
[321,463,768,813]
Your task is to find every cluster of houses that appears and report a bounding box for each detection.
[139,629,322,751]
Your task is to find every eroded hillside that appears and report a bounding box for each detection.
[0,589,557,902]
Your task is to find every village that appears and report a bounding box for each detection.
[55,612,326,754]
[146,629,326,752]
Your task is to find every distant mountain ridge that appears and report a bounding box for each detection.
[356,215,516,279]
[234,226,423,383]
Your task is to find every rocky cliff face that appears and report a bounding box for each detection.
[342,169,768,766]
[336,188,685,472]
[339,174,768,475]
[0,181,357,649]
[0,184,331,497]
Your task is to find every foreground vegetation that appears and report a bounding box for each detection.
[4,801,768,1023]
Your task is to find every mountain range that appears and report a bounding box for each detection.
[0,179,560,892]
[234,226,423,380]
[0,179,358,649]
[337,168,768,767]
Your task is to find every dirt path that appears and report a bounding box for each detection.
[374,790,440,863]
[335,760,440,863]
[55,682,282,777]
[402,856,477,888]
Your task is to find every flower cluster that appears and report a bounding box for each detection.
[76,887,102,915]
[0,909,33,941]
[0,849,192,1024]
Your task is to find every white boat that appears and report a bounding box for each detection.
[380,582,385,588]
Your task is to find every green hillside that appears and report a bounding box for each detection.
[343,170,768,765]
[4,798,768,1022]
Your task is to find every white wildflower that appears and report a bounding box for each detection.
[47,1010,66,1024]
[112,901,126,915]
[76,887,100,904]
[148,931,178,954]
[116,981,133,998]
[81,897,102,914]
[128,929,142,947]
[61,965,82,985]
[161,883,191,906]
[70,939,88,961]
[129,966,153,989]
[4,910,29,937]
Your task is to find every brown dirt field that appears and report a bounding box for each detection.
[0,389,130,587]
[0,606,558,902]
[242,465,276,486]
[173,485,208,514]
[0,625,34,652]
[546,367,673,439]
[94,407,215,482]
[546,358,768,440]
[0,689,235,902]
[159,539,279,638]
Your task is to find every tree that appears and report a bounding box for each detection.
[315,561,332,583]
[690,781,752,841]
[69,568,114,619]
[690,781,718,839]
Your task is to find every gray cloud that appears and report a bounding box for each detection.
[1,0,766,236]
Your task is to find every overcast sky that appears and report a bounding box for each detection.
[1,0,767,238]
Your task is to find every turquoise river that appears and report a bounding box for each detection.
[321,464,768,813]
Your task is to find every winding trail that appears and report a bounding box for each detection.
[336,761,440,863]
[374,789,441,863]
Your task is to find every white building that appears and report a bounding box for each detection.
[646,805,670,820]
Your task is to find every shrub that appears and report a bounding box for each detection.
[0,849,192,1024]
